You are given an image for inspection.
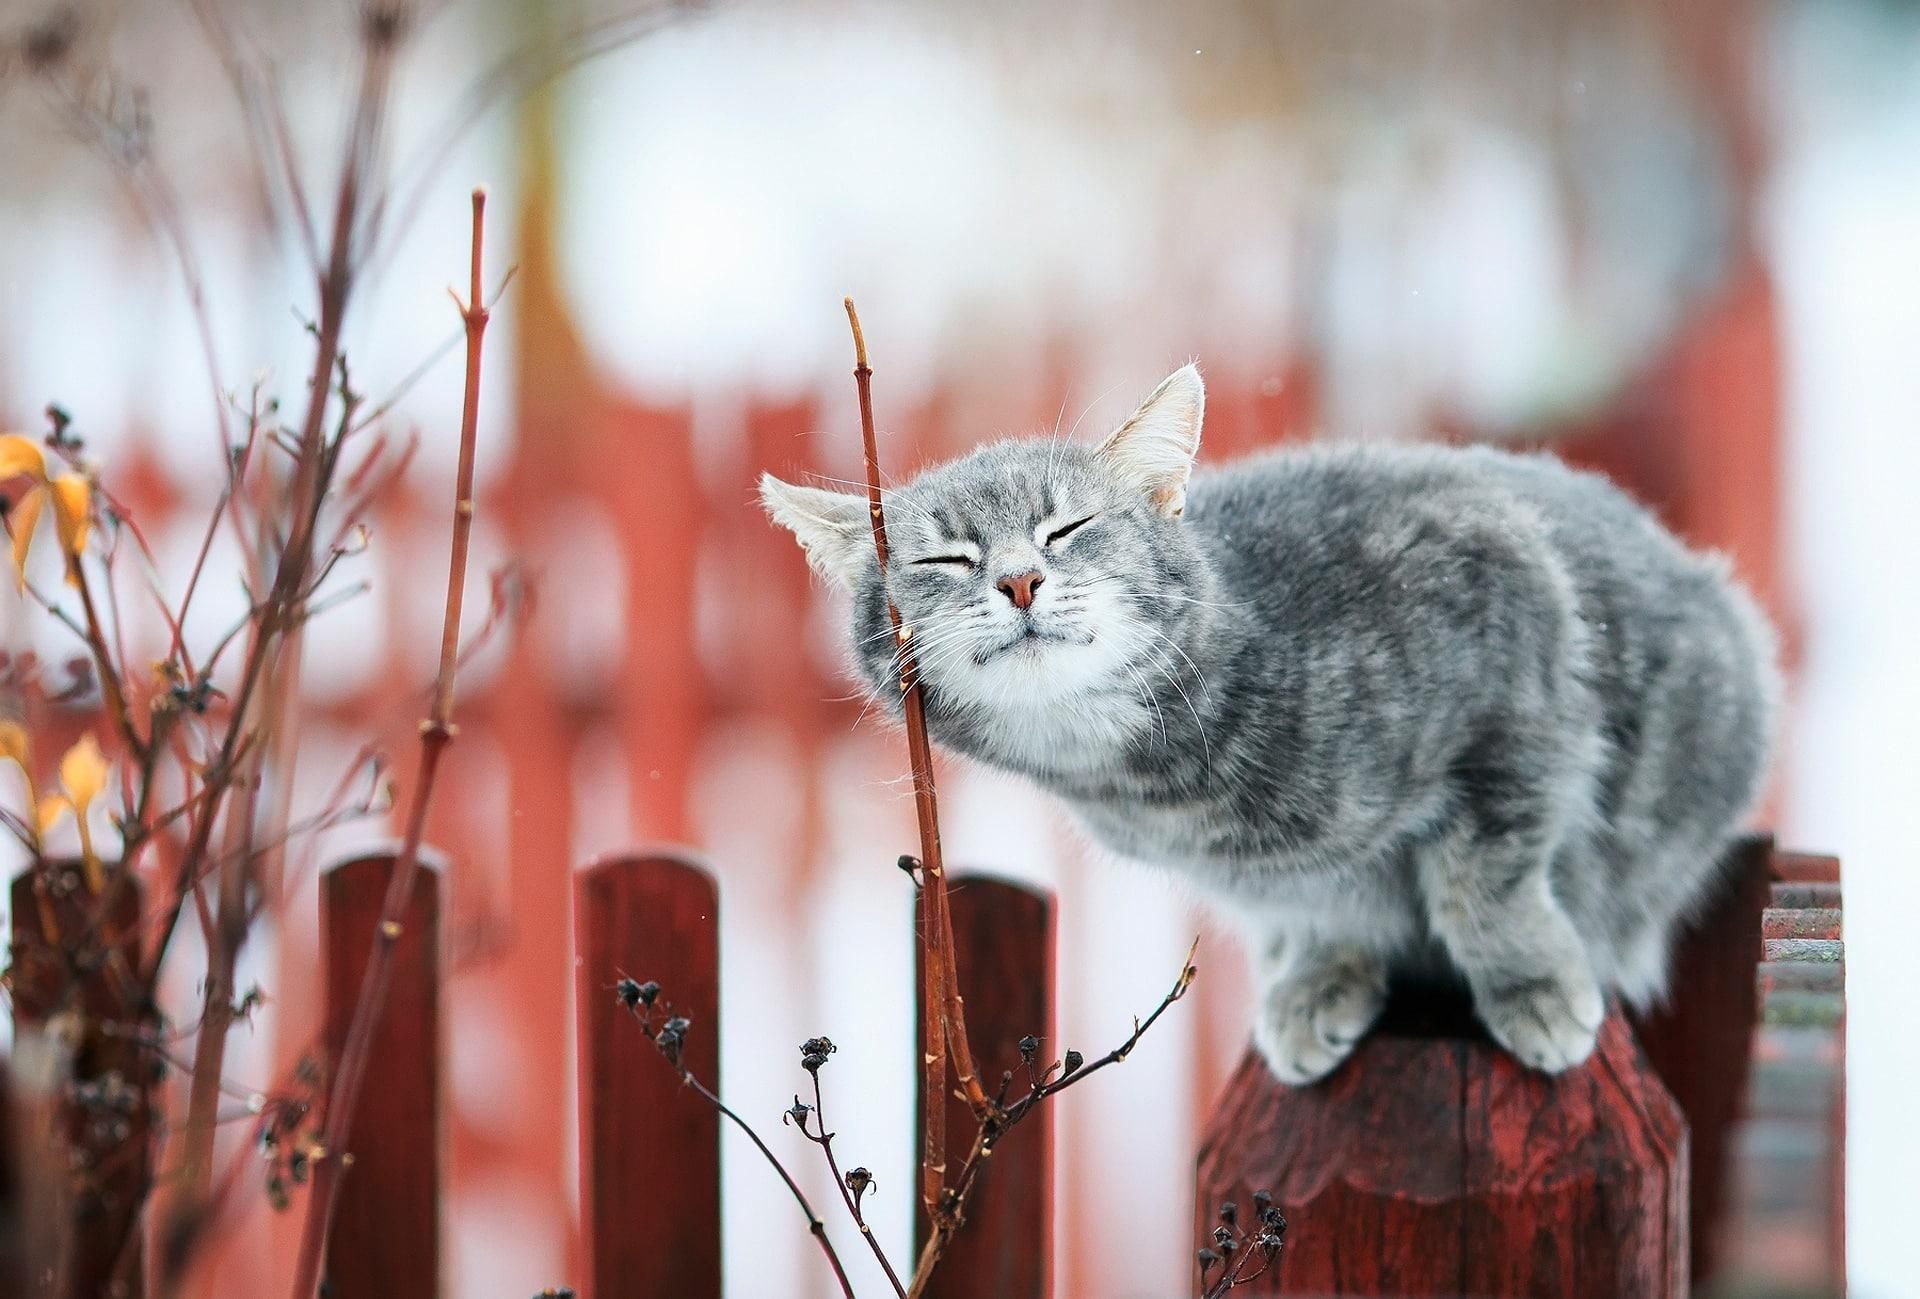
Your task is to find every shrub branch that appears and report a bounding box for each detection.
[286,186,497,1299]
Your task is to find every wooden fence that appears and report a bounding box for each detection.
[326,850,1062,1299]
[3,836,1844,1297]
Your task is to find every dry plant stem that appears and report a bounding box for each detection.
[158,38,399,1220]
[130,25,398,995]
[285,187,494,1299]
[843,299,989,1227]
[811,1071,908,1299]
[690,1074,855,1298]
[66,560,139,756]
[625,1004,855,1298]
[175,761,260,1200]
[904,942,1199,1297]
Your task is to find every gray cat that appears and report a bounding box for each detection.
[761,365,1778,1084]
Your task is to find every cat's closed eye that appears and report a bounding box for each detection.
[912,554,975,568]
[1044,515,1096,546]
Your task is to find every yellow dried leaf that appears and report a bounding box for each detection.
[60,733,109,812]
[0,719,28,769]
[36,792,69,835]
[49,475,90,561]
[0,433,46,483]
[8,485,45,588]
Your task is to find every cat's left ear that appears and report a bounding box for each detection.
[1097,363,1204,517]
[760,473,872,587]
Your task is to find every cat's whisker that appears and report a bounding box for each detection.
[848,624,992,732]
[1141,646,1212,767]
[1130,619,1218,709]
[804,473,939,525]
[859,613,975,648]
[1067,379,1125,442]
[1105,637,1167,749]
[1083,578,1253,612]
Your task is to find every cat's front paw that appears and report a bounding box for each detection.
[1474,966,1605,1074]
[1253,956,1388,1086]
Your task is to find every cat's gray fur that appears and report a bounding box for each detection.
[761,365,1778,1084]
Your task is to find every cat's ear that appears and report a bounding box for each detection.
[759,474,872,586]
[1097,363,1204,517]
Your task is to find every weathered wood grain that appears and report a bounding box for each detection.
[1196,1008,1687,1296]
[321,853,441,1299]
[915,873,1055,1299]
[9,864,151,1299]
[576,852,722,1299]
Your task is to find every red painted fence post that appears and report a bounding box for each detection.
[320,853,441,1299]
[915,872,1056,1299]
[575,852,722,1299]
[8,865,152,1299]
[1718,849,1846,1296]
[1196,1011,1687,1297]
[1629,834,1774,1287]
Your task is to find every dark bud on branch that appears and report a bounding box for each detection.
[799,1036,837,1073]
[1062,1049,1084,1076]
[784,1097,814,1132]
[615,977,662,1011]
[1198,1247,1222,1277]
[1212,1225,1234,1251]
[1218,1200,1237,1228]
[656,1016,691,1067]
[1017,1035,1040,1065]
[844,1166,874,1202]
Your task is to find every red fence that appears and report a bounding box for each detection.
[317,850,1062,1299]
[317,836,1839,1298]
[3,835,1845,1297]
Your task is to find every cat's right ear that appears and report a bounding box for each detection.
[759,474,872,587]
[1097,363,1204,517]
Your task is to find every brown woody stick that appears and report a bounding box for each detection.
[906,940,1199,1295]
[843,300,991,1222]
[286,187,495,1299]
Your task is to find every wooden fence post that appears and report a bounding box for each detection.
[575,852,722,1299]
[1196,1008,1686,1297]
[8,865,152,1299]
[1196,836,1849,1297]
[914,873,1055,1299]
[321,853,441,1299]
[1629,834,1774,1287]
[1717,849,1846,1297]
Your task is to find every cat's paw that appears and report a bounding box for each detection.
[1474,966,1605,1074]
[1253,957,1388,1086]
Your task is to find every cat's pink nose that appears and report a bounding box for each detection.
[996,570,1045,610]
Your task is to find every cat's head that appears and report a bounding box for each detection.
[760,365,1210,741]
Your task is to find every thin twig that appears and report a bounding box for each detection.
[624,992,856,1299]
[693,1071,855,1299]
[807,1069,908,1298]
[844,299,990,1236]
[904,940,1200,1296]
[285,186,497,1299]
